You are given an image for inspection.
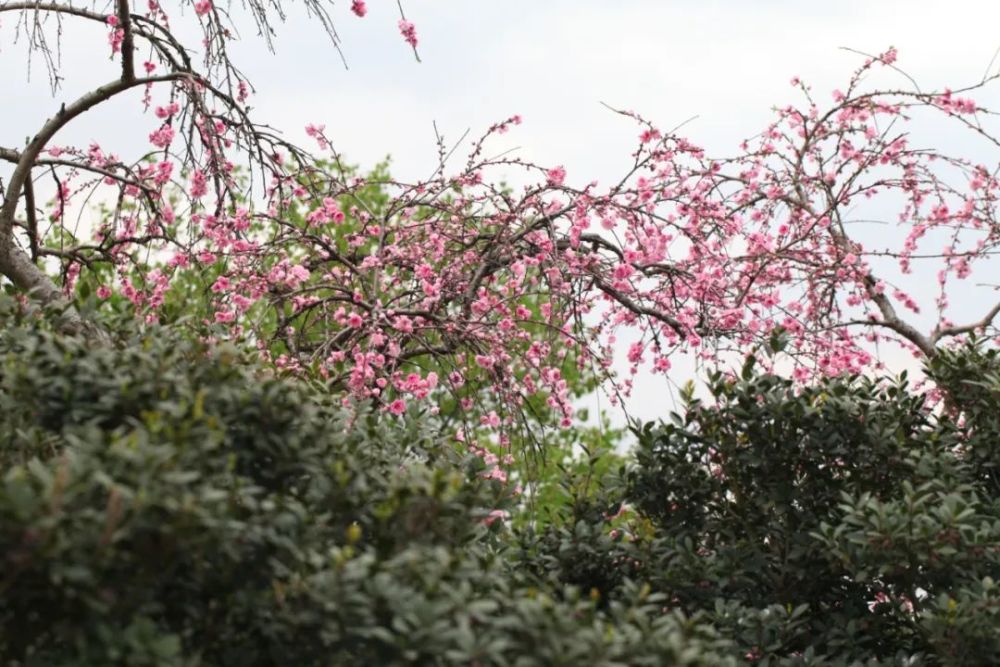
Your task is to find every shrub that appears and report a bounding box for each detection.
[0,312,729,666]
[522,349,1000,665]
[6,299,997,665]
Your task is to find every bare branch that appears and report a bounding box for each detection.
[933,300,1000,343]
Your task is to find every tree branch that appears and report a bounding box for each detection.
[1,72,181,242]
[932,300,1000,343]
[116,0,136,82]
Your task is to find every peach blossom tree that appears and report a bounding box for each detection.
[2,1,998,429]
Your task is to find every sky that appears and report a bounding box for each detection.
[4,0,1000,424]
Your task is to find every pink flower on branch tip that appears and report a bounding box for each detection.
[351,0,367,17]
[304,123,329,149]
[194,0,212,16]
[398,20,418,49]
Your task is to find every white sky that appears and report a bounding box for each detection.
[4,0,1000,424]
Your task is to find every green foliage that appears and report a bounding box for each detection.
[5,291,998,665]
[522,346,1000,665]
[0,309,727,666]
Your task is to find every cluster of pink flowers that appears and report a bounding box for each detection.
[148,124,175,149]
[934,88,978,114]
[398,20,418,49]
[40,13,1000,446]
[105,15,124,53]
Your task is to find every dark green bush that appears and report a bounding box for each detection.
[521,349,1000,665]
[0,313,730,666]
[4,297,997,665]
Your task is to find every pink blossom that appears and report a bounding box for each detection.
[106,16,124,54]
[639,129,661,144]
[393,315,414,333]
[286,264,311,287]
[398,20,418,49]
[546,165,566,186]
[350,0,367,17]
[482,467,508,483]
[305,123,328,149]
[155,103,180,119]
[233,295,253,312]
[210,276,230,293]
[612,263,634,280]
[189,170,208,198]
[148,124,175,149]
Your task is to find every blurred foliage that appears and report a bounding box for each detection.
[0,296,727,666]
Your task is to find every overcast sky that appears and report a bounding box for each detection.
[5,0,1000,423]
